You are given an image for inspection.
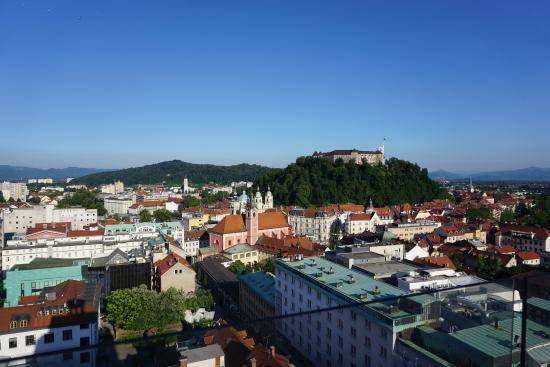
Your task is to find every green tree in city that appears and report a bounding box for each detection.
[153,209,174,222]
[57,189,107,215]
[139,210,152,222]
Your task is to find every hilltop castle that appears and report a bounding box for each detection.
[312,144,385,165]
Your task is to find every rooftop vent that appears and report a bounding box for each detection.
[314,272,323,278]
[327,267,335,274]
[335,281,343,288]
[347,274,356,284]
[359,293,368,301]
[373,286,380,295]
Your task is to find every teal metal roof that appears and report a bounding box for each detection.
[398,338,456,367]
[223,243,255,254]
[528,297,550,312]
[451,317,550,359]
[280,257,405,302]
[239,271,275,307]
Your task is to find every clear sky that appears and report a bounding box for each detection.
[1,0,549,171]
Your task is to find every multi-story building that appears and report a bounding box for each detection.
[496,225,550,254]
[239,271,276,335]
[0,204,97,234]
[153,253,196,294]
[286,208,338,243]
[0,280,100,360]
[275,257,441,367]
[103,197,133,215]
[2,222,182,271]
[223,243,259,266]
[3,258,88,307]
[385,220,441,241]
[100,181,124,195]
[345,212,379,235]
[0,181,28,202]
[312,146,385,165]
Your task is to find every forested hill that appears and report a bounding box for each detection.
[72,160,272,186]
[254,157,448,207]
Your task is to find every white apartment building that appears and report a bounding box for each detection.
[0,205,97,234]
[103,197,133,215]
[1,181,28,202]
[0,281,99,361]
[385,220,441,241]
[345,212,379,235]
[276,257,441,367]
[100,181,124,195]
[287,208,338,243]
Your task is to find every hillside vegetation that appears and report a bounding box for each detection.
[73,160,272,186]
[254,157,448,207]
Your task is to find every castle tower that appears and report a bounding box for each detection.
[265,186,273,209]
[469,177,475,193]
[246,206,259,245]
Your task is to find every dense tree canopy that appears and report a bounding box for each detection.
[73,160,272,186]
[254,157,448,207]
[106,286,214,331]
[57,189,107,215]
[522,195,550,229]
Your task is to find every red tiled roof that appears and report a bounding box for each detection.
[258,211,289,230]
[500,225,550,241]
[154,253,193,276]
[495,245,516,255]
[0,280,99,333]
[67,229,104,237]
[349,213,375,221]
[517,251,540,261]
[415,255,456,270]
[211,214,246,234]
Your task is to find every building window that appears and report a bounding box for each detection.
[351,344,356,356]
[80,352,90,363]
[26,335,35,346]
[45,333,55,343]
[80,323,89,329]
[350,326,356,338]
[9,338,17,348]
[63,351,73,360]
[63,329,73,341]
[9,321,17,329]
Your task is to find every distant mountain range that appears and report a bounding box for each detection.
[429,167,550,181]
[0,165,111,182]
[72,160,273,186]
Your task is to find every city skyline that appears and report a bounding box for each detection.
[1,0,549,171]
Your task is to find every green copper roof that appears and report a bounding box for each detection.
[279,256,405,302]
[451,317,550,359]
[223,243,255,254]
[528,297,550,312]
[239,271,275,307]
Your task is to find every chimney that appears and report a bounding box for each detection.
[179,356,188,367]
[270,346,276,357]
[249,357,257,367]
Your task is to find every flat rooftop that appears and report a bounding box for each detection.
[353,261,421,278]
[10,257,89,271]
[278,257,405,303]
[239,271,275,307]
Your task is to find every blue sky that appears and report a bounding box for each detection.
[1,0,549,171]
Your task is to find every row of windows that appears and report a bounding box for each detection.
[2,328,82,349]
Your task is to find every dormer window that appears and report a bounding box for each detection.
[9,321,17,329]
[20,320,28,327]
